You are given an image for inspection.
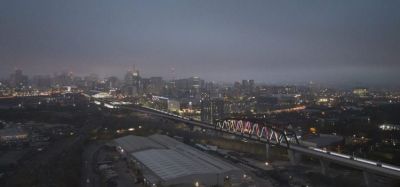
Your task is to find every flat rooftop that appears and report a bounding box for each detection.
[113,134,242,186]
[114,135,165,153]
[0,128,28,137]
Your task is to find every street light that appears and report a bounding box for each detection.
[194,181,199,187]
[265,162,269,166]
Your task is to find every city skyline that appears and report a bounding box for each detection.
[1,67,395,88]
[1,1,400,86]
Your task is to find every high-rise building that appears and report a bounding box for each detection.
[53,72,74,87]
[241,79,255,94]
[106,76,120,90]
[32,75,51,89]
[201,98,224,123]
[242,80,249,89]
[123,68,142,96]
[148,77,164,95]
[249,80,255,93]
[10,69,28,89]
[84,74,99,90]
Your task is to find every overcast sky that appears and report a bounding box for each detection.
[1,0,399,86]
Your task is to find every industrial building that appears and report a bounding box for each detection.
[0,128,29,145]
[113,134,244,186]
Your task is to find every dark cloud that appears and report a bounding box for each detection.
[0,0,399,85]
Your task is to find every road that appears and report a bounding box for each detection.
[81,142,102,187]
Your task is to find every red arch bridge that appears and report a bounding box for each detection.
[215,119,299,148]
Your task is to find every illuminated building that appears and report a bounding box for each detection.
[123,68,142,96]
[0,128,29,145]
[353,88,368,97]
[379,124,400,131]
[168,99,180,112]
[201,98,224,123]
[152,95,169,111]
[92,92,112,99]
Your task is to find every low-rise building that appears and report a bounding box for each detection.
[0,128,29,144]
[168,99,180,112]
[113,134,244,187]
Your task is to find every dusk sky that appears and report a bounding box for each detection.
[1,0,399,85]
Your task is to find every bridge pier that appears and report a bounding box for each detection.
[287,150,300,165]
[265,144,270,160]
[362,171,378,187]
[319,159,330,176]
[363,171,371,187]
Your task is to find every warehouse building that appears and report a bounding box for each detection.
[114,134,244,186]
[0,128,29,145]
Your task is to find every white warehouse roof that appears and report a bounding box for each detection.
[114,134,243,186]
[114,135,165,153]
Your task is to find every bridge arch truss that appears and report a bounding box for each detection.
[215,119,299,148]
